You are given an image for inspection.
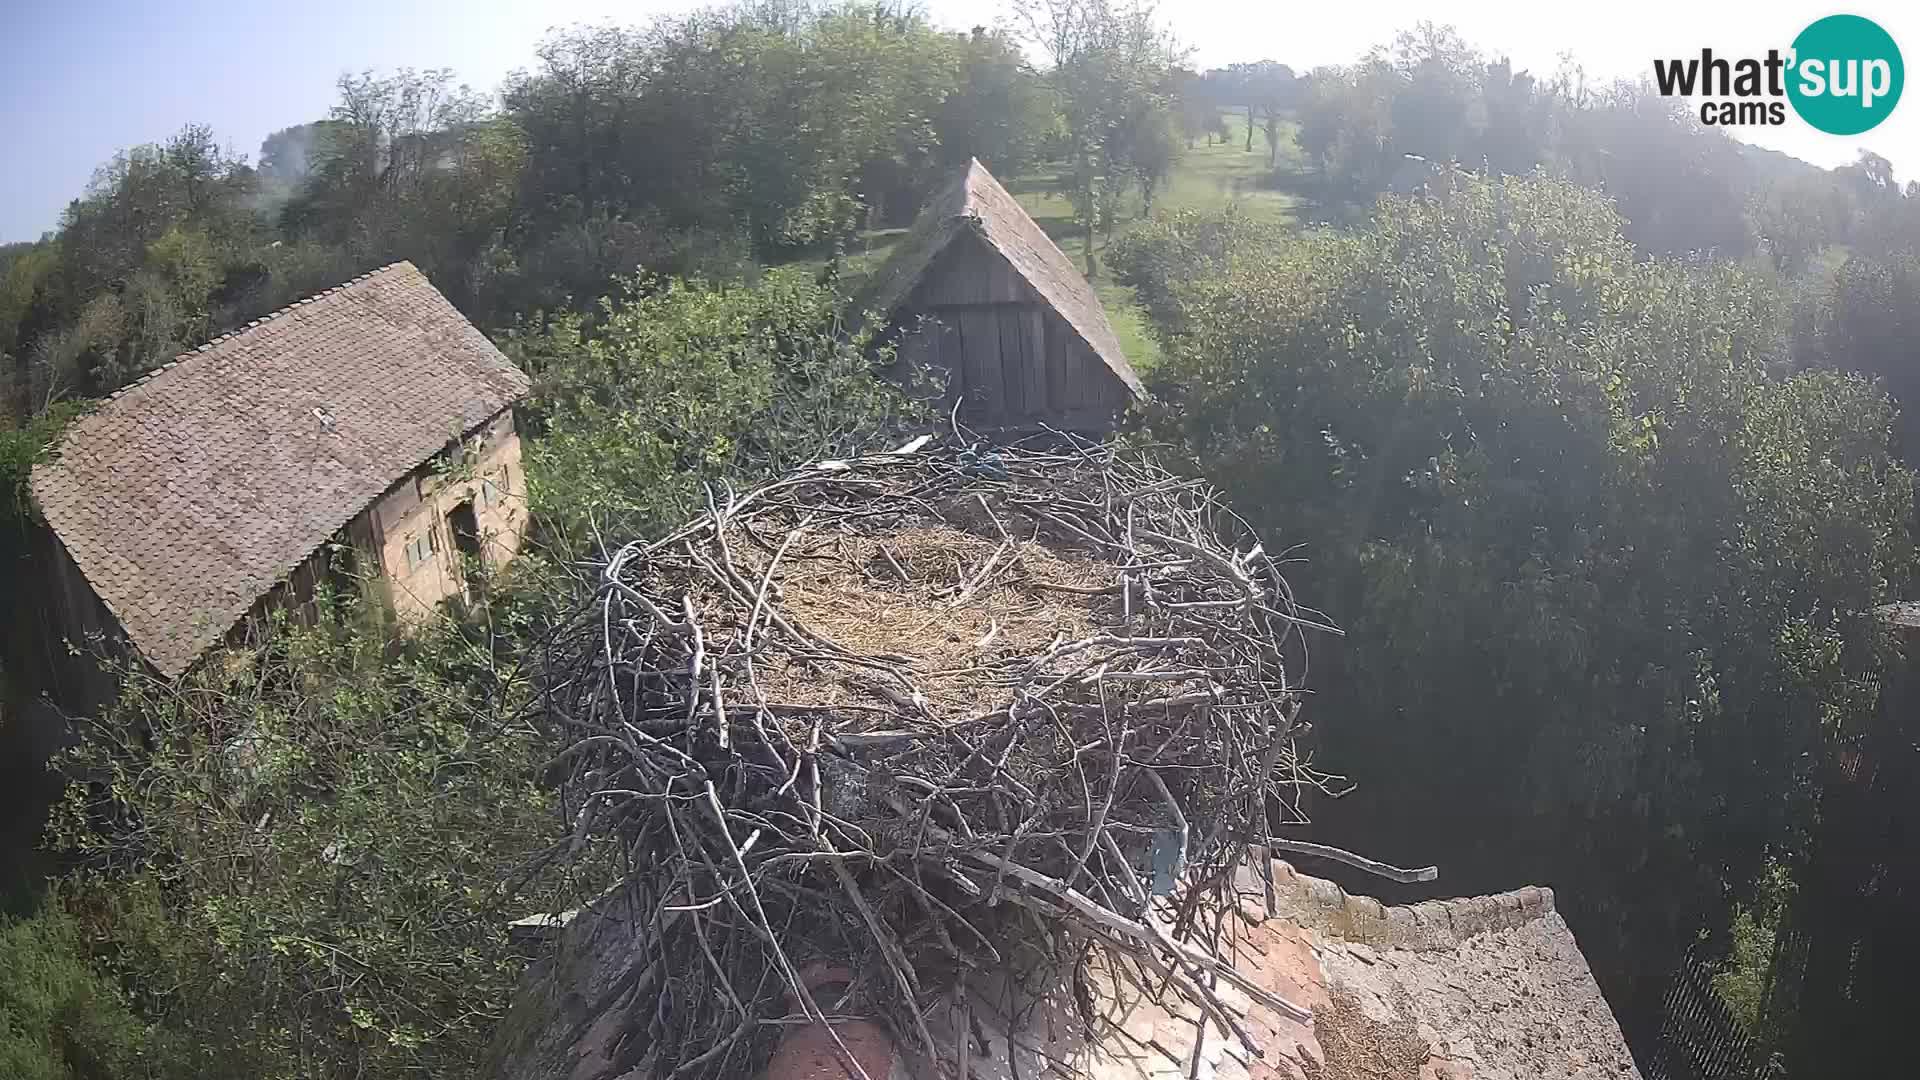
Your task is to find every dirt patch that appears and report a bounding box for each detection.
[729,522,1110,719]
[1301,989,1432,1080]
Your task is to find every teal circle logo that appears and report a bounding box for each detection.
[1787,15,1904,135]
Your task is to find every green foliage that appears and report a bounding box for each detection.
[3,6,1064,422]
[1,401,90,527]
[505,6,1052,262]
[276,68,523,314]
[1,242,54,357]
[1713,860,1795,1041]
[1798,244,1920,453]
[50,606,583,1080]
[1022,0,1185,271]
[937,27,1058,179]
[0,902,146,1080]
[1291,23,1761,257]
[510,269,927,550]
[18,11,1920,1069]
[1105,204,1289,334]
[0,123,277,412]
[1196,60,1300,162]
[1144,174,1914,1012]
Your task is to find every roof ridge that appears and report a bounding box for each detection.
[102,262,410,403]
[861,158,1143,399]
[1263,860,1557,952]
[30,259,525,679]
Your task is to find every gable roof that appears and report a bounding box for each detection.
[861,158,1144,397]
[30,262,529,678]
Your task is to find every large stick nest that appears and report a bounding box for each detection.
[537,438,1343,1078]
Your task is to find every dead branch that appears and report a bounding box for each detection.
[534,435,1374,1079]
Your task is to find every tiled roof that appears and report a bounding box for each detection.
[30,262,529,678]
[495,861,1641,1080]
[860,158,1145,398]
[1045,862,1643,1080]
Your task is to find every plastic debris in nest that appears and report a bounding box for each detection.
[533,435,1350,1079]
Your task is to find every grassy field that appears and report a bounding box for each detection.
[806,114,1304,373]
[1002,119,1301,369]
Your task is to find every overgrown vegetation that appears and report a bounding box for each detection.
[1,401,88,526]
[509,268,927,550]
[0,902,145,1080]
[48,606,593,1079]
[1131,172,1915,1043]
[10,3,1920,1076]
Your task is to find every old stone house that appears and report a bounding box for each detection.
[27,261,529,697]
[860,159,1144,433]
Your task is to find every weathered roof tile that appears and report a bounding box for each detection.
[29,261,529,678]
[859,158,1144,397]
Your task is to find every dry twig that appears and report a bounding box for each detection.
[536,436,1353,1078]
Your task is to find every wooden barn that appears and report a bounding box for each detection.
[25,262,530,705]
[859,159,1144,433]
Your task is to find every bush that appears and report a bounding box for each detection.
[1105,206,1288,337]
[1144,171,1914,1021]
[51,603,589,1080]
[507,268,928,553]
[0,902,146,1080]
[1,401,90,528]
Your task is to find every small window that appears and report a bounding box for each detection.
[404,531,436,569]
[481,466,512,508]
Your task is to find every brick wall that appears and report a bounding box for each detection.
[366,409,528,620]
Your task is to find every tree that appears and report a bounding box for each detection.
[1140,176,1913,1034]
[1173,67,1209,148]
[3,123,261,408]
[504,6,977,258]
[1384,24,1483,168]
[53,609,586,1080]
[1022,0,1182,275]
[1294,57,1398,205]
[1557,84,1758,258]
[1845,149,1897,196]
[1124,106,1182,209]
[508,269,928,551]
[934,27,1056,178]
[0,244,55,424]
[1206,61,1295,162]
[1802,248,1920,454]
[1751,173,1860,276]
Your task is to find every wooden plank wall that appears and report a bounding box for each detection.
[239,510,382,642]
[19,526,135,713]
[900,232,1129,432]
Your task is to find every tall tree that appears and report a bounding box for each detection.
[1138,177,1913,1037]
[933,27,1056,179]
[1208,60,1295,161]
[1022,0,1182,275]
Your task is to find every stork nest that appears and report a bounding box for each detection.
[536,438,1344,1078]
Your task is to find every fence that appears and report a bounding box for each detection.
[1643,951,1778,1080]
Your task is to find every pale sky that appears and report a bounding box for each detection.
[3,1,1918,242]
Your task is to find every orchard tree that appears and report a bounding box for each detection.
[1022,0,1183,275]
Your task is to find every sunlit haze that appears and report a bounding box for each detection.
[4,0,1918,240]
